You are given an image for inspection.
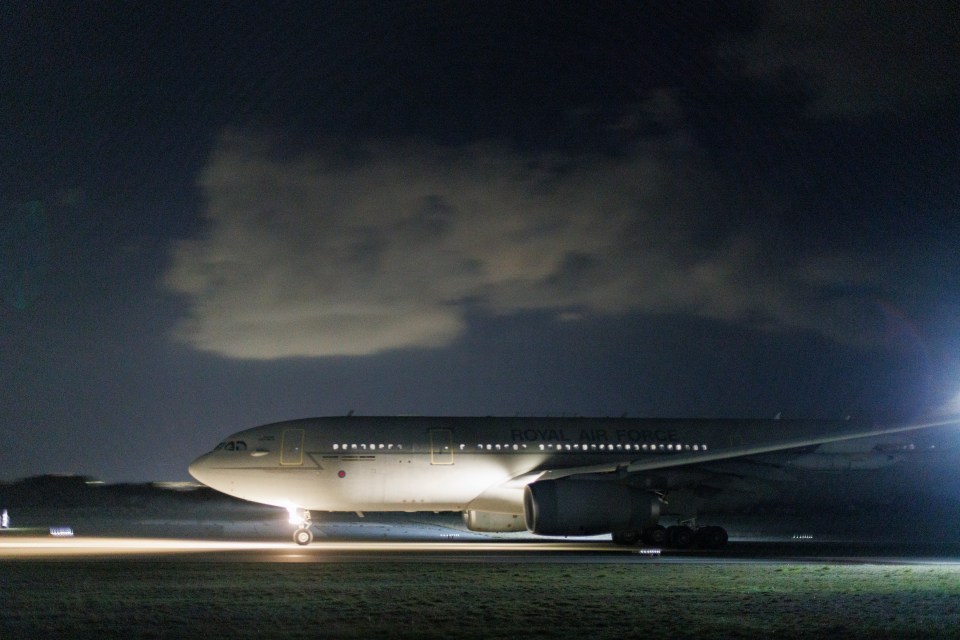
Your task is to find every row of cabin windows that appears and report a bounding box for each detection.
[332,443,403,451]
[470,442,707,452]
[328,442,707,453]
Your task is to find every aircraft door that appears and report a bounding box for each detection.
[429,429,454,465]
[281,428,305,465]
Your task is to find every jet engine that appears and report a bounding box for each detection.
[463,510,525,532]
[523,479,661,536]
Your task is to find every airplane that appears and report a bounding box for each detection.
[188,414,959,547]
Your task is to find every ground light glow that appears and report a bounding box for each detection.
[0,536,647,559]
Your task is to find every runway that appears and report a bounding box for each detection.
[4,536,960,638]
[3,534,959,564]
[0,536,650,561]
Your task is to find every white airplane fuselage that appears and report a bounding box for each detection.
[187,415,926,516]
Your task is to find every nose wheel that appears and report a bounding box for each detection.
[288,507,314,545]
[294,527,314,546]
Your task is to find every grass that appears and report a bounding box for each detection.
[1,561,959,638]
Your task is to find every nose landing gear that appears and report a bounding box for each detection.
[293,527,314,545]
[287,507,314,546]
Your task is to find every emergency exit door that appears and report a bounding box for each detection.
[281,428,304,465]
[429,429,453,465]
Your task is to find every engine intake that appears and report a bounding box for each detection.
[523,479,660,536]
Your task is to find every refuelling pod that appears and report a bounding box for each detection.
[523,479,661,536]
[789,452,902,472]
[463,510,525,532]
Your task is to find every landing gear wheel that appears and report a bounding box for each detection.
[642,525,667,546]
[696,526,728,549]
[666,525,694,549]
[294,527,314,546]
[612,530,640,545]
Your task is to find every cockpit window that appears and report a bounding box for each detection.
[215,440,247,451]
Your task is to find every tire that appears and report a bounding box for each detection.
[696,526,728,549]
[642,525,667,546]
[294,528,314,546]
[612,530,640,545]
[667,525,694,549]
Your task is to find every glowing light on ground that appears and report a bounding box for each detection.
[0,536,642,559]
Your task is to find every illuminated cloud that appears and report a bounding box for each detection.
[164,127,888,359]
[723,3,960,116]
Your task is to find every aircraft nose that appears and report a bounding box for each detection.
[188,454,210,486]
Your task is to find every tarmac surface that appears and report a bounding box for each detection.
[3,534,960,564]
[5,534,960,639]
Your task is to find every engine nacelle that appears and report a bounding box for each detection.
[523,480,661,536]
[462,510,525,532]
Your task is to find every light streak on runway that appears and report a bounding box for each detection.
[1,536,290,558]
[3,535,960,565]
[0,536,647,560]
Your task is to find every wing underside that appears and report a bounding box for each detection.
[467,416,959,515]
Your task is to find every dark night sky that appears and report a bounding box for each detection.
[2,2,959,481]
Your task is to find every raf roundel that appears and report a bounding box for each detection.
[338,470,346,478]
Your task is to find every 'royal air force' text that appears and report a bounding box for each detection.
[509,428,678,443]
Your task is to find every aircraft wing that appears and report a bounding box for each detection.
[531,415,960,482]
[467,415,959,514]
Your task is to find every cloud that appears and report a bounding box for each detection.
[164,127,889,359]
[723,2,960,117]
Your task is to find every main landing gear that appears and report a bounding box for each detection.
[289,508,314,546]
[612,524,728,549]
